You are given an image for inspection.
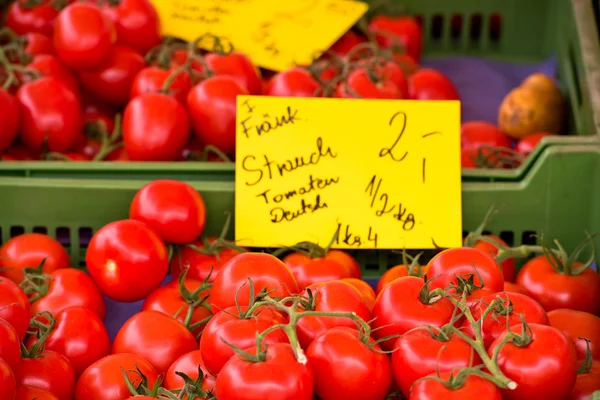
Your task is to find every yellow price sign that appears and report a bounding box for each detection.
[149,0,369,71]
[234,96,463,250]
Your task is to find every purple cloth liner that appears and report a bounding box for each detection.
[104,55,561,339]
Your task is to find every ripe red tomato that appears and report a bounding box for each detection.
[409,68,460,100]
[22,33,54,57]
[489,323,578,400]
[369,16,423,62]
[215,343,313,400]
[129,180,206,244]
[141,278,212,337]
[548,309,600,360]
[516,132,552,156]
[199,305,288,376]
[503,281,528,295]
[0,89,20,154]
[371,276,456,351]
[0,319,21,380]
[409,370,502,400]
[24,55,80,99]
[375,263,428,294]
[205,52,262,95]
[0,233,70,284]
[336,66,403,99]
[16,77,82,153]
[15,385,58,400]
[355,58,409,97]
[5,0,58,36]
[86,219,169,302]
[324,250,361,279]
[28,268,106,321]
[112,310,198,374]
[1,144,39,161]
[100,0,160,54]
[461,121,512,151]
[264,67,319,97]
[170,238,243,283]
[307,326,391,400]
[329,30,367,57]
[341,278,376,310]
[164,350,216,396]
[123,92,190,161]
[130,66,192,104]
[0,279,30,340]
[571,360,600,400]
[296,280,372,349]
[427,247,504,302]
[187,75,247,154]
[472,235,516,282]
[516,254,600,314]
[78,45,145,107]
[19,350,76,400]
[282,252,353,289]
[210,252,299,313]
[75,353,159,400]
[0,357,16,400]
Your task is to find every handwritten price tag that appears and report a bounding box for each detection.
[235,96,463,250]
[149,0,368,71]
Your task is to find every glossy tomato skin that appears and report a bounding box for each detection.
[329,30,367,56]
[199,306,288,376]
[187,76,248,154]
[0,89,20,154]
[170,238,242,283]
[342,278,376,310]
[215,343,313,400]
[23,33,54,57]
[461,121,512,151]
[336,67,403,99]
[100,0,161,54]
[5,1,58,36]
[473,235,516,282]
[369,16,423,62]
[265,68,319,97]
[17,77,82,153]
[548,309,600,360]
[516,132,552,156]
[392,329,480,398]
[571,361,600,400]
[489,323,578,400]
[53,3,116,71]
[0,279,31,340]
[86,219,168,302]
[409,371,502,400]
[409,68,460,100]
[205,52,262,95]
[112,310,198,374]
[282,252,352,289]
[24,55,80,100]
[371,276,456,351]
[210,253,299,313]
[0,357,16,400]
[504,281,528,295]
[19,350,76,400]
[164,350,216,395]
[465,292,549,349]
[130,66,192,104]
[75,353,159,400]
[16,385,59,400]
[129,180,207,244]
[375,264,427,294]
[516,255,600,314]
[0,319,21,380]
[325,250,361,279]
[29,268,106,321]
[123,92,190,161]
[307,327,392,400]
[78,45,145,107]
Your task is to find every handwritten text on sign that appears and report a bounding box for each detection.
[149,0,368,71]
[234,96,463,249]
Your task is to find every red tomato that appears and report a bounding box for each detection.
[0,357,16,400]
[205,52,262,95]
[22,33,54,57]
[325,250,361,279]
[123,92,190,161]
[472,235,516,282]
[141,278,211,337]
[112,310,198,374]
[329,30,367,57]
[0,319,21,380]
[19,350,75,400]
[392,53,419,74]
[129,180,206,244]
[170,238,243,283]
[355,58,409,97]
[78,45,145,107]
[548,309,600,360]
[461,121,512,151]
[15,385,58,400]
[369,16,423,62]
[5,0,58,36]
[27,306,110,376]
[199,305,288,376]
[86,219,169,302]
[427,247,504,302]
[75,353,159,400]
[465,292,549,349]
[187,75,247,154]
[0,233,70,284]
[215,343,313,400]
[296,280,372,349]
[336,66,403,99]
[392,328,482,398]
[409,370,502,400]
[53,3,116,70]
[409,68,460,100]
[0,89,20,153]
[572,360,600,400]
[24,54,80,99]
[130,66,192,104]
[516,254,600,314]
[0,279,31,340]
[461,147,478,169]
[28,268,106,321]
[264,67,319,97]
[210,252,299,313]
[516,132,552,156]
[503,281,528,295]
[375,263,428,294]
[489,323,578,400]
[371,276,457,351]
[164,350,216,396]
[282,252,353,289]
[16,77,82,153]
[341,278,376,310]
[100,0,160,54]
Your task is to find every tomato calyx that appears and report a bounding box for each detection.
[88,114,124,161]
[24,310,57,357]
[18,260,53,302]
[171,268,213,335]
[578,339,594,375]
[466,145,524,169]
[122,365,173,399]
[273,229,339,259]
[391,248,425,277]
[183,211,246,260]
[540,233,599,276]
[419,276,444,305]
[0,44,41,90]
[171,370,216,399]
[413,366,494,393]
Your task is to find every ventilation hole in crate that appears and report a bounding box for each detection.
[450,14,463,41]
[414,14,424,27]
[469,14,483,43]
[462,231,469,239]
[32,226,48,235]
[488,13,502,43]
[56,227,71,246]
[482,230,492,236]
[78,227,93,248]
[521,231,537,246]
[10,226,25,238]
[0,227,3,245]
[499,231,515,246]
[430,14,444,40]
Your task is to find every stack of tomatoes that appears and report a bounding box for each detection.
[0,179,599,400]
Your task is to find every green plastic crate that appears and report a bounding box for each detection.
[0,144,598,277]
[0,0,598,183]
